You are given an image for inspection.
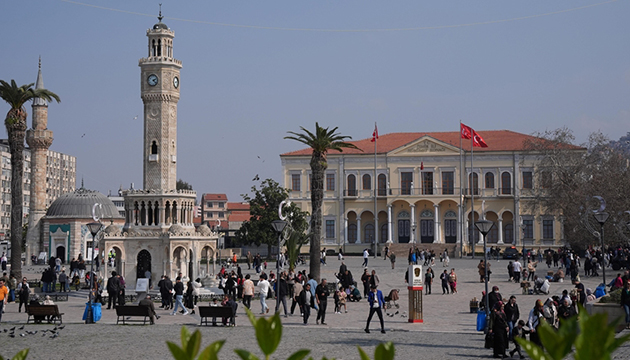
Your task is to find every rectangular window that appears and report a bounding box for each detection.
[543,219,554,239]
[523,220,533,238]
[206,202,213,208]
[218,202,224,208]
[523,172,533,189]
[292,174,301,191]
[325,220,335,239]
[218,212,225,218]
[401,172,412,195]
[422,172,433,195]
[206,212,213,218]
[442,172,454,195]
[326,173,335,191]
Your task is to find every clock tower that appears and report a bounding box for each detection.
[139,10,181,191]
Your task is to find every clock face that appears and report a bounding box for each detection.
[147,74,158,86]
[173,76,179,88]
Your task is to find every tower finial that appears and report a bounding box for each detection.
[81,177,84,189]
[158,3,163,22]
[38,56,41,70]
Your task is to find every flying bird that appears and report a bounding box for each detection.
[81,134,86,138]
[252,174,259,181]
[133,115,138,120]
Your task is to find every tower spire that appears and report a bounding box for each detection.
[33,56,47,106]
[158,3,163,22]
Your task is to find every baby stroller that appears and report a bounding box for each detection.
[384,289,400,309]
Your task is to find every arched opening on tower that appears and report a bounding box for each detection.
[147,201,154,225]
[140,201,146,225]
[153,201,160,225]
[134,202,139,226]
[172,201,178,224]
[157,39,162,56]
[151,141,158,155]
[136,250,151,280]
[152,39,157,56]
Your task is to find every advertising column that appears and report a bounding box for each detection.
[407,264,423,323]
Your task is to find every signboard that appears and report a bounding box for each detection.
[135,278,149,292]
[408,265,423,288]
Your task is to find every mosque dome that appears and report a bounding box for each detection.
[153,21,168,30]
[196,224,211,236]
[46,188,123,219]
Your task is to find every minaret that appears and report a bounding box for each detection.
[26,57,54,256]
[139,8,182,191]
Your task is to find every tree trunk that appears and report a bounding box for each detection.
[7,120,26,280]
[310,153,326,282]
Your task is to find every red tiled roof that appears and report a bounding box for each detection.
[202,193,227,201]
[281,130,583,156]
[228,213,251,222]
[227,202,250,211]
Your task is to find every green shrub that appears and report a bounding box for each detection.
[598,288,622,304]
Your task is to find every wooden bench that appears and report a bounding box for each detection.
[115,305,152,325]
[198,306,235,326]
[26,305,64,324]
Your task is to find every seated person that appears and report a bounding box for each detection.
[29,295,45,323]
[209,298,219,326]
[221,294,238,326]
[553,269,565,282]
[42,295,56,323]
[139,294,160,324]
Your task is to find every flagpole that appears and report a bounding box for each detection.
[373,122,378,259]
[459,121,464,258]
[471,132,475,259]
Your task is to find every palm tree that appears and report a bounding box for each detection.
[285,123,359,281]
[0,80,60,279]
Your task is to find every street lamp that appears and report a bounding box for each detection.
[85,221,102,324]
[520,221,527,262]
[475,219,494,323]
[411,223,417,245]
[593,211,609,291]
[271,220,287,313]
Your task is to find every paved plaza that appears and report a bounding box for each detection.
[1,254,630,359]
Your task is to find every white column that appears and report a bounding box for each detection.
[387,205,393,242]
[498,217,504,244]
[410,205,416,244]
[344,218,349,244]
[434,204,440,244]
[357,219,362,244]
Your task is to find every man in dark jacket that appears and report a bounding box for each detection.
[315,278,330,325]
[159,276,174,310]
[106,271,121,309]
[277,273,289,317]
[171,277,188,315]
[298,283,312,325]
[365,285,386,334]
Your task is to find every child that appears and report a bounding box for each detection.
[509,319,526,359]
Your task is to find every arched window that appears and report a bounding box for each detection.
[380,223,388,243]
[347,175,357,196]
[151,141,158,155]
[378,174,387,196]
[152,39,157,56]
[364,224,375,243]
[362,174,371,190]
[348,224,357,243]
[504,223,514,244]
[485,172,494,189]
[468,173,479,195]
[501,172,511,195]
[157,39,162,56]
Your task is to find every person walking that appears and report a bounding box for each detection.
[424,267,433,295]
[448,268,458,294]
[315,278,329,325]
[17,277,30,313]
[0,253,6,271]
[0,278,7,323]
[488,301,509,359]
[171,277,189,316]
[258,274,271,314]
[389,252,396,269]
[58,269,68,293]
[291,276,303,315]
[440,270,450,295]
[307,274,318,311]
[527,299,545,347]
[277,273,289,317]
[299,283,312,325]
[504,295,520,339]
[362,249,369,267]
[364,285,386,334]
[512,259,522,283]
[106,271,121,310]
[361,269,371,298]
[242,274,254,309]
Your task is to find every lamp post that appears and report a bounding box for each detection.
[593,211,609,291]
[271,220,287,313]
[411,223,417,245]
[85,221,102,324]
[475,219,494,323]
[520,221,526,262]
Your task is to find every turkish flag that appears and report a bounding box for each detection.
[371,124,379,142]
[472,130,488,148]
[461,123,473,139]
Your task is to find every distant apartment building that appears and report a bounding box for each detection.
[201,193,228,226]
[0,139,76,239]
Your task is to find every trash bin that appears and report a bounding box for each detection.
[82,302,102,322]
[476,309,487,332]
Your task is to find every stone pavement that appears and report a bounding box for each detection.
[1,255,629,359]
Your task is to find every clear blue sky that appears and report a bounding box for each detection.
[1,1,629,201]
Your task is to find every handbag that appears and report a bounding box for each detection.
[484,332,494,349]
